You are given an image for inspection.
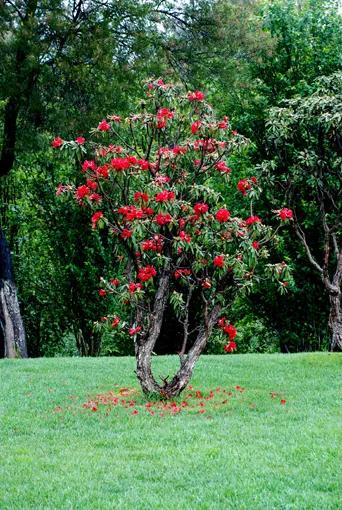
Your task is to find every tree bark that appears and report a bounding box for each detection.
[135,260,221,398]
[135,260,171,394]
[161,304,221,398]
[328,290,342,351]
[0,228,27,358]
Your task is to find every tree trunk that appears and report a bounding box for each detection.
[328,291,342,351]
[161,304,221,398]
[135,268,221,398]
[0,228,27,358]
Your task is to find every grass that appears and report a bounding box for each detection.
[0,353,341,510]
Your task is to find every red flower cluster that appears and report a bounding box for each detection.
[128,282,143,294]
[191,120,201,134]
[156,107,174,129]
[278,208,293,221]
[215,161,231,174]
[141,236,163,252]
[237,177,257,196]
[174,268,191,279]
[193,202,209,215]
[91,211,104,229]
[134,192,149,202]
[213,255,225,268]
[111,157,149,172]
[137,265,157,282]
[98,119,110,131]
[52,137,63,148]
[111,317,120,328]
[120,228,133,239]
[215,208,231,223]
[117,205,144,221]
[218,318,237,340]
[129,326,142,336]
[179,231,191,243]
[245,215,261,226]
[188,90,205,101]
[217,116,229,129]
[224,341,237,353]
[155,190,175,202]
[75,136,85,145]
[155,213,172,226]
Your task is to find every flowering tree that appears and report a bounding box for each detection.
[54,80,292,397]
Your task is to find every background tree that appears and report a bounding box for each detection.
[259,73,342,349]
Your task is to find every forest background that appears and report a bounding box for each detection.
[0,0,341,357]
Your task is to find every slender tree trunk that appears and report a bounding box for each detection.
[328,291,342,351]
[161,304,221,398]
[135,261,171,394]
[0,228,27,358]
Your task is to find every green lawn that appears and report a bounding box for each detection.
[0,353,341,510]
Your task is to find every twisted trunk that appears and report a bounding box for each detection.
[135,261,220,398]
[0,228,27,358]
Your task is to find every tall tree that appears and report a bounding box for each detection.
[260,73,342,349]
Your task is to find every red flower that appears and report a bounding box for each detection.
[188,90,205,101]
[218,317,226,328]
[215,208,231,223]
[217,116,229,129]
[174,268,191,279]
[120,228,133,239]
[131,409,139,415]
[111,317,120,328]
[213,255,225,268]
[75,185,90,201]
[191,120,201,134]
[129,326,142,336]
[75,136,85,145]
[280,399,287,405]
[215,161,231,174]
[252,241,260,250]
[98,119,110,131]
[98,289,106,297]
[86,179,97,190]
[111,157,131,171]
[137,265,157,282]
[96,165,109,179]
[128,282,143,294]
[110,278,120,287]
[237,179,251,195]
[201,278,211,289]
[179,231,191,243]
[89,193,102,204]
[155,213,172,226]
[91,211,104,229]
[157,107,174,120]
[278,208,293,221]
[82,160,97,172]
[51,137,63,148]
[224,341,237,353]
[155,191,175,202]
[134,192,149,202]
[193,202,209,215]
[245,215,261,225]
[223,324,237,340]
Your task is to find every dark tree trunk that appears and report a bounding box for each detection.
[0,98,20,177]
[328,291,342,351]
[0,228,27,358]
